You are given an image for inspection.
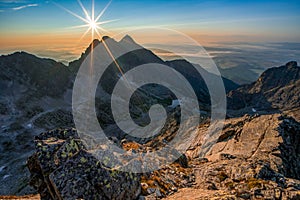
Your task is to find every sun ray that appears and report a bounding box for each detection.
[92,0,95,22]
[97,19,119,25]
[53,2,89,24]
[80,26,92,41]
[55,0,135,94]
[94,28,124,75]
[95,0,112,22]
[94,28,144,105]
[77,0,91,21]
[67,24,90,29]
[97,26,110,34]
[54,0,116,41]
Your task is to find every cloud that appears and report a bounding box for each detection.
[12,3,38,10]
[0,0,27,3]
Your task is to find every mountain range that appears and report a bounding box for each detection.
[0,35,299,199]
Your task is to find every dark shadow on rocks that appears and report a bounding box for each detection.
[278,116,300,180]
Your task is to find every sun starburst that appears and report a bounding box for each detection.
[55,0,131,89]
[55,0,116,41]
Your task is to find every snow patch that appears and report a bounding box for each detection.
[27,123,33,129]
[3,174,10,180]
[0,166,5,172]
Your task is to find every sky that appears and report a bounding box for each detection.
[0,0,300,62]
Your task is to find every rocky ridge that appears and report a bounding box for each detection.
[227,61,300,120]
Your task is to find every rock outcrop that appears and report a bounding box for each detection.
[178,114,300,199]
[27,129,141,200]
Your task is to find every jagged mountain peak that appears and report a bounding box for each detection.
[254,61,300,93]
[286,61,298,68]
[227,61,300,115]
[84,39,101,54]
[84,36,115,53]
[119,34,136,44]
[86,35,137,51]
[101,35,111,41]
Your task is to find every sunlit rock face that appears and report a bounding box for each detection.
[168,113,300,200]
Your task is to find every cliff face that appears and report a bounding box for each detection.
[227,61,300,121]
[179,114,300,199]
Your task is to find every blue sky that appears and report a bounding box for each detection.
[0,0,299,60]
[1,0,300,35]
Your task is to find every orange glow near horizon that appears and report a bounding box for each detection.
[1,0,299,63]
[0,26,292,63]
[0,32,95,61]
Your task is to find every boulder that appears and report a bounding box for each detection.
[27,128,141,200]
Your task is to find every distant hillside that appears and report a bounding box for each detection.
[0,52,71,97]
[227,61,300,120]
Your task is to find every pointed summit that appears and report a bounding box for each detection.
[85,39,101,54]
[101,36,111,41]
[285,61,298,68]
[119,34,142,49]
[120,35,136,44]
[92,38,101,45]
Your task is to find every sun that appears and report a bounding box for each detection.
[89,20,98,30]
[55,0,117,41]
[55,0,126,79]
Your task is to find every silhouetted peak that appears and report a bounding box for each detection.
[84,39,101,55]
[120,34,136,44]
[86,37,114,52]
[1,51,60,65]
[259,61,300,81]
[9,51,34,58]
[285,61,298,68]
[90,39,101,47]
[101,36,111,41]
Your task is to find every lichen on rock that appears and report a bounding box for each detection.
[27,128,141,200]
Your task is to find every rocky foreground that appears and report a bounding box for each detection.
[181,114,300,199]
[24,112,300,200]
[22,61,300,199]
